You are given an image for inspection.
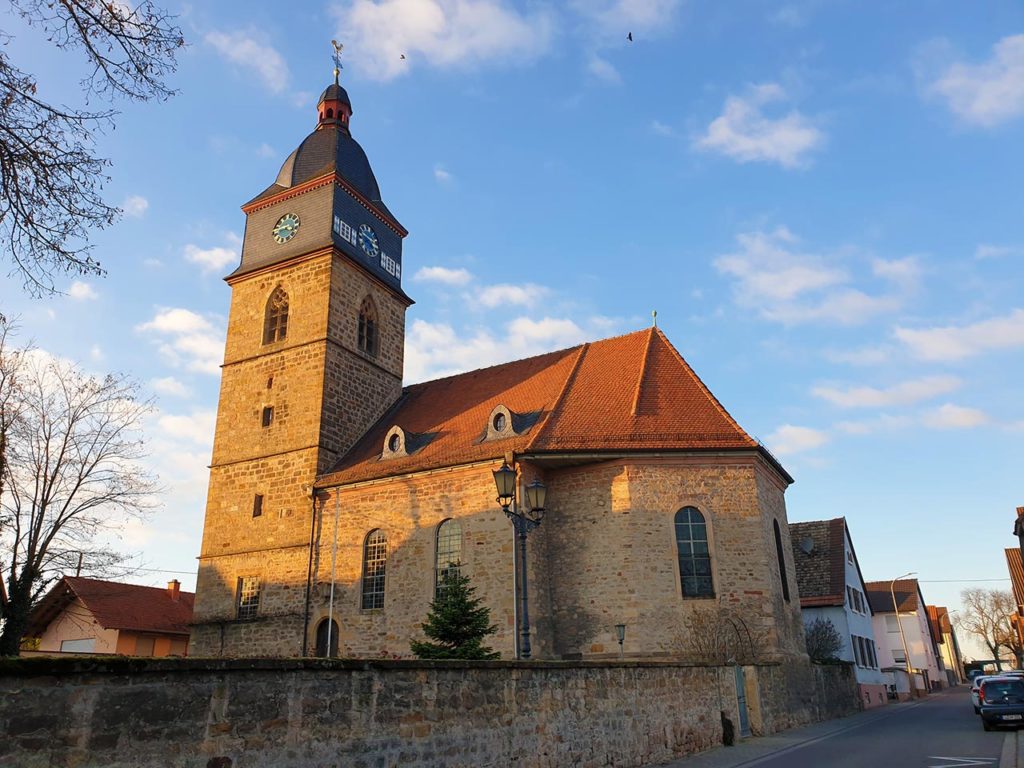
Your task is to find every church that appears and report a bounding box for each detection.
[190,74,807,664]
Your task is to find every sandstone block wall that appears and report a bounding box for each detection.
[0,657,858,768]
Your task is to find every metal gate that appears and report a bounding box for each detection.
[734,666,751,738]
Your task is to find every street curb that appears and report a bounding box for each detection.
[1000,729,1018,768]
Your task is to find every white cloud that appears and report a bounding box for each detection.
[122,195,149,218]
[205,30,290,94]
[834,414,913,435]
[256,143,276,159]
[434,164,453,183]
[588,54,621,84]
[765,424,829,456]
[336,0,555,81]
[478,283,548,308]
[89,345,104,362]
[136,308,224,375]
[812,375,961,409]
[151,376,190,398]
[404,315,598,382]
[184,233,242,273]
[157,410,217,446]
[926,34,1024,127]
[694,83,824,168]
[894,309,1024,361]
[571,0,682,37]
[414,266,474,286]
[824,345,893,366]
[713,227,907,326]
[975,243,1020,259]
[922,403,989,429]
[872,256,921,288]
[68,281,98,301]
[651,120,675,137]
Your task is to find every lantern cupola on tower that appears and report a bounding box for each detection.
[318,83,352,130]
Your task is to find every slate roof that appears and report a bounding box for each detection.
[865,578,920,613]
[1006,548,1024,611]
[320,328,787,487]
[26,577,195,637]
[789,518,846,607]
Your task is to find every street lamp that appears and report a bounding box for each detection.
[891,571,916,696]
[615,624,626,659]
[493,461,546,659]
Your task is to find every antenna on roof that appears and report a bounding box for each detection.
[651,310,657,328]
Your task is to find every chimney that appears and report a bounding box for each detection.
[1018,506,1024,517]
[167,579,180,602]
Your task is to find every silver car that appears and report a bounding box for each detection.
[973,671,1024,713]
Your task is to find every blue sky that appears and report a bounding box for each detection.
[3,0,1023,659]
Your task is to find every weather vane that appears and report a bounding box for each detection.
[331,39,344,84]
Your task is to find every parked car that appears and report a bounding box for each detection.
[972,675,994,713]
[978,677,1024,731]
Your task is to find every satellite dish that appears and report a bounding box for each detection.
[799,536,814,555]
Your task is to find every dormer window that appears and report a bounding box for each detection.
[382,426,407,459]
[263,286,289,345]
[485,404,516,441]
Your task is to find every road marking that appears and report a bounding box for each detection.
[927,758,997,767]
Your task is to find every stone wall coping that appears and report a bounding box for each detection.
[0,655,832,679]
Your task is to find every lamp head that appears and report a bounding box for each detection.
[492,461,516,509]
[615,623,626,643]
[524,478,547,518]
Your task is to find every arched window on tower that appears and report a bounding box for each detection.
[675,506,714,598]
[434,519,462,598]
[263,286,289,345]
[361,529,387,609]
[357,296,379,356]
[315,618,339,657]
[773,519,791,602]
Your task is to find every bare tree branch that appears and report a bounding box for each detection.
[0,1,183,294]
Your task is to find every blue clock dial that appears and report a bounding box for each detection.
[272,213,300,244]
[358,224,380,258]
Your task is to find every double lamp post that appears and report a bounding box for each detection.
[492,461,546,660]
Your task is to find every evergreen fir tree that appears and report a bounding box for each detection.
[410,568,500,660]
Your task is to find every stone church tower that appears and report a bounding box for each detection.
[190,79,412,655]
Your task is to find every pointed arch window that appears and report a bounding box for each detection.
[773,519,791,602]
[315,618,339,658]
[435,519,462,598]
[263,286,289,345]
[675,506,714,598]
[357,296,379,356]
[361,529,387,609]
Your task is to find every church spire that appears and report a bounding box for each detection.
[318,40,352,131]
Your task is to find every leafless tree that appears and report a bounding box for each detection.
[680,600,768,666]
[0,326,158,655]
[804,616,843,662]
[957,588,1019,670]
[1,0,183,295]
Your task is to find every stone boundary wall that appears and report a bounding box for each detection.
[0,657,857,768]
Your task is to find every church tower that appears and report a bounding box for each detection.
[191,73,411,656]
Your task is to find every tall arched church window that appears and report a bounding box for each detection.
[773,519,791,602]
[361,529,387,609]
[435,519,462,598]
[675,507,714,598]
[357,296,379,356]
[263,286,289,344]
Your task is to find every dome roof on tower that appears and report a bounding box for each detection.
[318,83,351,107]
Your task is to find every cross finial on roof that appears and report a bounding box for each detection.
[331,39,344,84]
[651,310,657,328]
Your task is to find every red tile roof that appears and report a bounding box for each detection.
[865,579,920,613]
[789,518,847,607]
[26,577,194,637]
[320,328,774,486]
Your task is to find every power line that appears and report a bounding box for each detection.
[918,578,1010,583]
[131,566,195,575]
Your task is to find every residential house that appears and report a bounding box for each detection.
[865,579,943,696]
[24,577,194,656]
[927,605,964,685]
[789,518,887,709]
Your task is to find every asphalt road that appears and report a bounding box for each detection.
[666,688,1007,768]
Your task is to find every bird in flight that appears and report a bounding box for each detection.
[627,32,633,41]
[400,54,406,59]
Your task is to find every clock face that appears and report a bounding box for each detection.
[358,224,380,258]
[272,213,300,244]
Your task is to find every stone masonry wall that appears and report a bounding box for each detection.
[0,657,858,768]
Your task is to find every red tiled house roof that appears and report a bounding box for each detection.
[26,577,195,637]
[865,579,920,614]
[320,328,784,487]
[789,518,846,608]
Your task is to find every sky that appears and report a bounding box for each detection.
[2,0,1023,661]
